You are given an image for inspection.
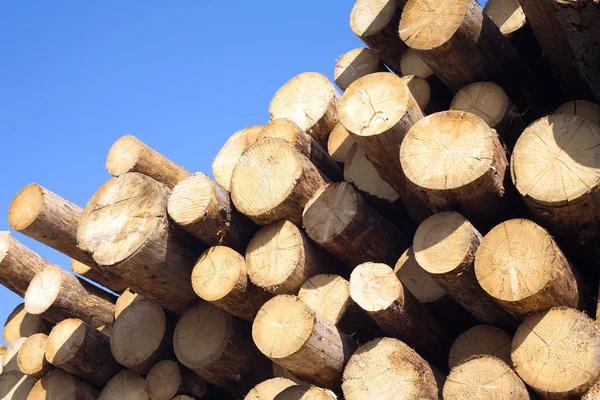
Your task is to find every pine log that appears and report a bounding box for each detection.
[46,319,121,387]
[99,369,148,400]
[349,262,447,357]
[110,299,174,374]
[394,247,475,335]
[413,212,518,330]
[258,119,342,181]
[0,371,36,400]
[230,138,327,226]
[450,82,526,149]
[245,220,341,294]
[585,381,600,400]
[400,110,517,232]
[17,334,52,379]
[106,135,190,188]
[168,172,257,252]
[443,356,529,400]
[518,0,592,100]
[244,378,296,400]
[114,288,144,320]
[342,337,444,400]
[448,325,512,369]
[555,99,600,126]
[77,172,203,314]
[8,184,98,268]
[0,232,53,298]
[400,49,453,106]
[3,338,27,374]
[70,259,127,294]
[252,295,355,389]
[269,73,339,148]
[27,369,98,400]
[275,386,337,400]
[399,0,547,109]
[511,114,600,249]
[349,0,406,74]
[303,182,410,267]
[512,307,600,398]
[0,345,6,373]
[338,72,430,222]
[333,48,388,92]
[174,302,271,397]
[24,264,116,328]
[401,75,444,115]
[3,303,49,347]
[475,218,586,317]
[326,123,355,163]
[297,274,382,342]
[146,360,207,400]
[191,246,272,322]
[212,126,263,191]
[552,0,600,103]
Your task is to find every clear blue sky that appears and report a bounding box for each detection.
[0,1,485,345]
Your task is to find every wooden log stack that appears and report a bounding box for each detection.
[2,1,600,398]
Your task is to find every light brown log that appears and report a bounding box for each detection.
[349,0,406,74]
[70,259,127,294]
[3,338,27,374]
[399,0,546,108]
[333,48,388,92]
[512,307,600,399]
[212,126,263,192]
[0,345,5,373]
[275,386,337,400]
[230,137,327,226]
[0,371,36,400]
[114,288,144,320]
[78,172,203,314]
[303,182,410,267]
[400,49,453,106]
[106,135,190,189]
[448,325,512,369]
[326,123,355,163]
[401,75,444,115]
[338,72,431,222]
[584,380,600,400]
[110,299,174,375]
[17,334,52,379]
[401,110,517,231]
[475,219,585,317]
[244,378,296,400]
[252,295,355,389]
[555,99,600,126]
[171,397,194,400]
[552,0,600,103]
[450,82,526,148]
[99,369,148,400]
[413,212,518,330]
[146,360,207,400]
[46,319,121,387]
[511,114,600,248]
[3,303,49,347]
[245,220,341,294]
[8,184,98,268]
[174,302,271,397]
[258,119,342,181]
[269,73,339,148]
[192,246,272,322]
[297,274,381,342]
[349,262,447,357]
[342,337,444,400]
[168,172,257,252]
[0,232,53,298]
[484,0,527,38]
[394,247,474,335]
[27,369,98,400]
[443,356,530,400]
[24,264,116,328]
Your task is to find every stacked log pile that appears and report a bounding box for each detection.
[1,0,600,399]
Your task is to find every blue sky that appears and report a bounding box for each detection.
[0,1,485,345]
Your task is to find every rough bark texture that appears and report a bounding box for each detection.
[70,259,127,294]
[146,360,207,400]
[27,369,98,400]
[17,334,52,379]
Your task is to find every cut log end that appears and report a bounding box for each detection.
[17,333,51,379]
[344,145,399,202]
[450,82,510,127]
[167,172,215,228]
[28,370,97,400]
[349,263,401,312]
[327,123,355,163]
[7,183,44,231]
[448,325,512,369]
[3,338,27,374]
[0,371,36,400]
[555,99,600,126]
[114,288,144,320]
[400,49,433,79]
[275,385,337,400]
[443,356,528,400]
[192,246,245,302]
[244,378,296,400]
[484,0,527,36]
[45,319,87,366]
[3,303,48,347]
[394,247,445,303]
[298,275,351,325]
[106,135,145,176]
[334,48,386,92]
[350,0,397,37]
[401,75,431,113]
[24,265,63,315]
[146,360,183,400]
[100,369,148,400]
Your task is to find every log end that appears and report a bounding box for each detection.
[100,369,147,400]
[394,247,445,304]
[350,0,397,37]
[45,318,87,366]
[350,262,400,312]
[3,303,48,346]
[275,385,337,400]
[106,135,143,177]
[244,377,296,400]
[400,49,433,79]
[401,75,431,113]
[192,246,244,302]
[448,325,512,369]
[0,371,36,400]
[450,82,510,127]
[28,370,80,400]
[24,264,63,315]
[17,333,50,378]
[168,172,214,226]
[114,288,144,320]
[344,145,399,202]
[484,0,527,36]
[555,99,600,127]
[7,183,44,231]
[146,360,182,400]
[334,48,384,92]
[327,123,355,163]
[298,274,350,325]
